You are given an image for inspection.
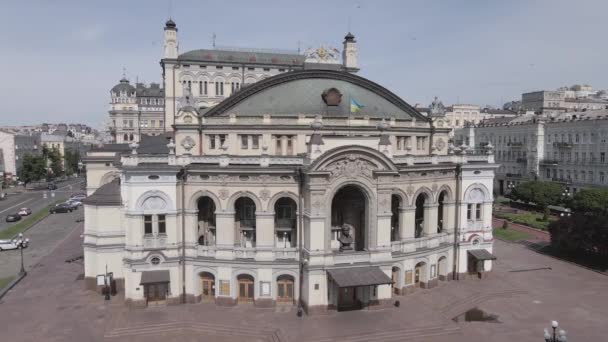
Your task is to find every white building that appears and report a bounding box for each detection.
[84,66,497,311]
[457,109,608,195]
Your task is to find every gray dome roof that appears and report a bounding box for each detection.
[111,78,135,96]
[165,18,176,30]
[205,70,428,121]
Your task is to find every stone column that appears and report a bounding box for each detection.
[443,201,456,233]
[423,203,438,236]
[215,212,235,259]
[399,206,416,239]
[483,202,493,228]
[281,136,288,156]
[255,212,275,248]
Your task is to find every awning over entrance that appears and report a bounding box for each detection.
[468,249,497,261]
[140,270,170,285]
[327,266,392,287]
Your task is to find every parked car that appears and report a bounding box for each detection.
[5,213,22,222]
[70,193,86,201]
[47,183,58,190]
[65,200,81,210]
[0,238,28,251]
[18,207,32,216]
[49,203,72,214]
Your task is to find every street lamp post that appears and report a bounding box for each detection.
[544,320,567,342]
[16,233,30,275]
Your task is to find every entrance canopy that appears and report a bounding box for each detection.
[140,270,170,285]
[468,249,497,261]
[327,266,392,287]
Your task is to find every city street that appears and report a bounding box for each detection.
[0,206,83,284]
[0,177,84,232]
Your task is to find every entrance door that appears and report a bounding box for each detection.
[415,266,421,285]
[277,276,294,304]
[392,268,399,294]
[145,283,167,305]
[238,275,254,303]
[201,275,215,302]
[338,287,358,311]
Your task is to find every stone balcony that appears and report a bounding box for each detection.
[196,245,298,261]
[391,233,453,254]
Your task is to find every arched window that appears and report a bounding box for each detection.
[274,197,297,248]
[235,197,256,247]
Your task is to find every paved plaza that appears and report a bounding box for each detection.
[1,221,607,342]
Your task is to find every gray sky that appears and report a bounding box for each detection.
[1,0,606,127]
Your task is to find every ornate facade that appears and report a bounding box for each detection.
[86,63,496,312]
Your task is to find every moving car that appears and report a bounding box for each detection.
[65,200,82,210]
[18,207,32,216]
[0,238,29,251]
[70,193,86,201]
[5,213,22,222]
[49,203,72,214]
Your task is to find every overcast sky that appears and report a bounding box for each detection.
[1,0,606,127]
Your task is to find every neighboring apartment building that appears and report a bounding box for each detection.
[108,19,359,141]
[84,69,497,310]
[0,131,41,180]
[521,85,608,114]
[456,109,608,195]
[416,103,517,135]
[108,79,165,143]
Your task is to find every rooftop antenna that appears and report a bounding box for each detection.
[122,67,126,80]
[297,40,301,54]
[212,33,216,48]
[347,15,351,33]
[168,0,173,19]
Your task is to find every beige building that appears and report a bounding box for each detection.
[457,109,608,195]
[84,68,497,312]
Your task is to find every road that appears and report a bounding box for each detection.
[0,177,84,232]
[0,206,83,280]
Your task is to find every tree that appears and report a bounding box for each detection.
[511,181,564,220]
[64,149,81,176]
[549,213,608,261]
[46,147,63,178]
[568,188,608,215]
[17,154,47,186]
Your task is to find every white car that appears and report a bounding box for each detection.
[0,238,28,251]
[18,207,32,216]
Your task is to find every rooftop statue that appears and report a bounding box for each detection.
[429,96,446,116]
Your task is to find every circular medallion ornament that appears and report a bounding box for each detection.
[435,138,446,151]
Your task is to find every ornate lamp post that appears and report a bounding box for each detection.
[16,233,30,275]
[544,320,567,342]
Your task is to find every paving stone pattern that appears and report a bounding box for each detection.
[1,217,607,342]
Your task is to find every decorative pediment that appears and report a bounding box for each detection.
[323,154,377,179]
[141,196,168,210]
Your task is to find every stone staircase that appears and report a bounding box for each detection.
[439,289,527,319]
[306,324,461,342]
[104,321,286,342]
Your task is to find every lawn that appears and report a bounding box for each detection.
[494,211,557,231]
[0,200,62,240]
[493,228,532,242]
[0,276,15,290]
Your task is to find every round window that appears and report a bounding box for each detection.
[150,257,161,265]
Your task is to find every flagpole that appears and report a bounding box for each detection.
[348,94,351,136]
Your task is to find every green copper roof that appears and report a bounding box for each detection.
[205,70,427,121]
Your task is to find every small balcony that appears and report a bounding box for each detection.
[539,159,559,166]
[507,142,524,148]
[516,158,527,163]
[553,142,573,149]
[143,235,167,249]
[551,177,572,184]
[506,173,522,178]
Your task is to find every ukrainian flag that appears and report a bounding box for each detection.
[350,98,364,113]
